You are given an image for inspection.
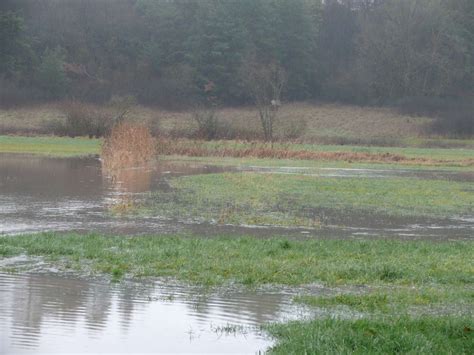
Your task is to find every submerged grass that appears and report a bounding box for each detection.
[143,172,473,226]
[1,234,472,287]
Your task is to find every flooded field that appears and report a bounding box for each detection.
[0,272,318,353]
[0,150,471,351]
[1,153,473,240]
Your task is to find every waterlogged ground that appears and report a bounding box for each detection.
[1,153,472,353]
[1,237,472,353]
[0,271,317,353]
[0,153,472,240]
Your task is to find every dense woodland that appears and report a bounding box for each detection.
[1,0,473,111]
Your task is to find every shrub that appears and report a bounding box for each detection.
[430,109,473,137]
[192,107,219,140]
[395,96,474,137]
[54,101,115,138]
[278,118,307,140]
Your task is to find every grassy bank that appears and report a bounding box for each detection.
[141,171,473,226]
[0,135,100,156]
[1,233,472,353]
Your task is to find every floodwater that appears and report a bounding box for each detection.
[244,165,474,182]
[0,154,472,353]
[0,272,318,354]
[0,153,473,240]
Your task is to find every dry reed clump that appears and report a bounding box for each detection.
[102,122,156,171]
[156,138,474,166]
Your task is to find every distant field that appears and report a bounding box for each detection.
[0,102,459,140]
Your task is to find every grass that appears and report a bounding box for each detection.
[1,234,472,353]
[142,172,473,226]
[0,135,100,156]
[294,287,473,313]
[1,234,472,287]
[265,316,473,354]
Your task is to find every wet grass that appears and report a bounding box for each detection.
[1,233,472,353]
[143,172,473,226]
[295,286,473,313]
[265,316,473,354]
[0,135,100,156]
[1,234,472,287]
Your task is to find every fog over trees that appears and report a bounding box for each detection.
[1,0,473,108]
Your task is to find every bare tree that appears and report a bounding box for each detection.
[241,60,287,142]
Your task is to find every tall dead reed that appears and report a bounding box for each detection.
[102,122,156,171]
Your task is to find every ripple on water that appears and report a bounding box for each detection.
[0,272,327,353]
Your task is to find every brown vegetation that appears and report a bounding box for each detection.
[101,122,155,171]
[1,102,431,141]
[56,100,115,138]
[156,138,474,167]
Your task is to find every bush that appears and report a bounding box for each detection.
[431,109,474,137]
[55,101,115,138]
[278,118,307,140]
[395,96,474,137]
[192,108,219,140]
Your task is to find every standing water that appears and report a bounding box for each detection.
[0,153,472,239]
[0,272,317,353]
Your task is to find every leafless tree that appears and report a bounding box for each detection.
[241,60,287,142]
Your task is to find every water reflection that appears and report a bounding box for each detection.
[0,273,310,353]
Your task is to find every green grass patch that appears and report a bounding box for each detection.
[265,316,473,354]
[143,172,473,226]
[0,135,101,156]
[295,286,473,313]
[1,234,472,287]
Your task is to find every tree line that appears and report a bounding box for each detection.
[1,0,473,109]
